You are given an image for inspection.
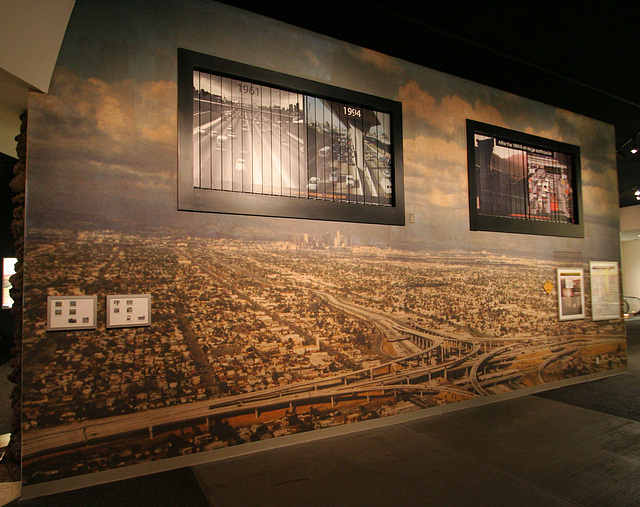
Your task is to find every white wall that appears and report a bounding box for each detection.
[620,205,640,234]
[622,238,640,297]
[0,67,28,157]
[620,206,640,296]
[0,0,75,92]
[0,0,75,156]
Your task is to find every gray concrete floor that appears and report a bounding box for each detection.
[7,321,640,506]
[194,396,640,506]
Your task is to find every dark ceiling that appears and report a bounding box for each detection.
[218,0,640,207]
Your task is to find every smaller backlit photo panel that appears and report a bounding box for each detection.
[180,49,404,225]
[467,120,583,237]
[475,135,574,221]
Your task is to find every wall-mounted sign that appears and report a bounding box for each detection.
[544,280,553,294]
[178,48,404,225]
[589,261,621,321]
[467,120,583,237]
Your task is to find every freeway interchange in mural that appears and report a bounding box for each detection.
[21,229,625,485]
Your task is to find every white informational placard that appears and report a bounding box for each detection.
[47,295,97,331]
[589,261,621,321]
[107,294,151,328]
[557,268,585,321]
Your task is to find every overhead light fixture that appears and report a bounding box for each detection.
[618,132,640,156]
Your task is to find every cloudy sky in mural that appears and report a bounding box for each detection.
[26,0,619,259]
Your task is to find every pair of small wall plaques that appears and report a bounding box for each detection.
[46,294,151,331]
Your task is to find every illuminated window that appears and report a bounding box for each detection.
[2,257,16,309]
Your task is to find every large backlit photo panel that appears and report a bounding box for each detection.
[180,49,404,225]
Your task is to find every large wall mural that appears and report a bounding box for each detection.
[21,0,625,487]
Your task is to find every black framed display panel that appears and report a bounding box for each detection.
[466,120,584,238]
[178,48,405,225]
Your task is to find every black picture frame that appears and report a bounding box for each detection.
[178,48,405,225]
[466,120,584,238]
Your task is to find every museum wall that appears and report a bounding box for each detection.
[20,0,625,491]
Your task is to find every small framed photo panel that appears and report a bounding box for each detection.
[107,294,152,328]
[557,268,585,321]
[47,295,97,331]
